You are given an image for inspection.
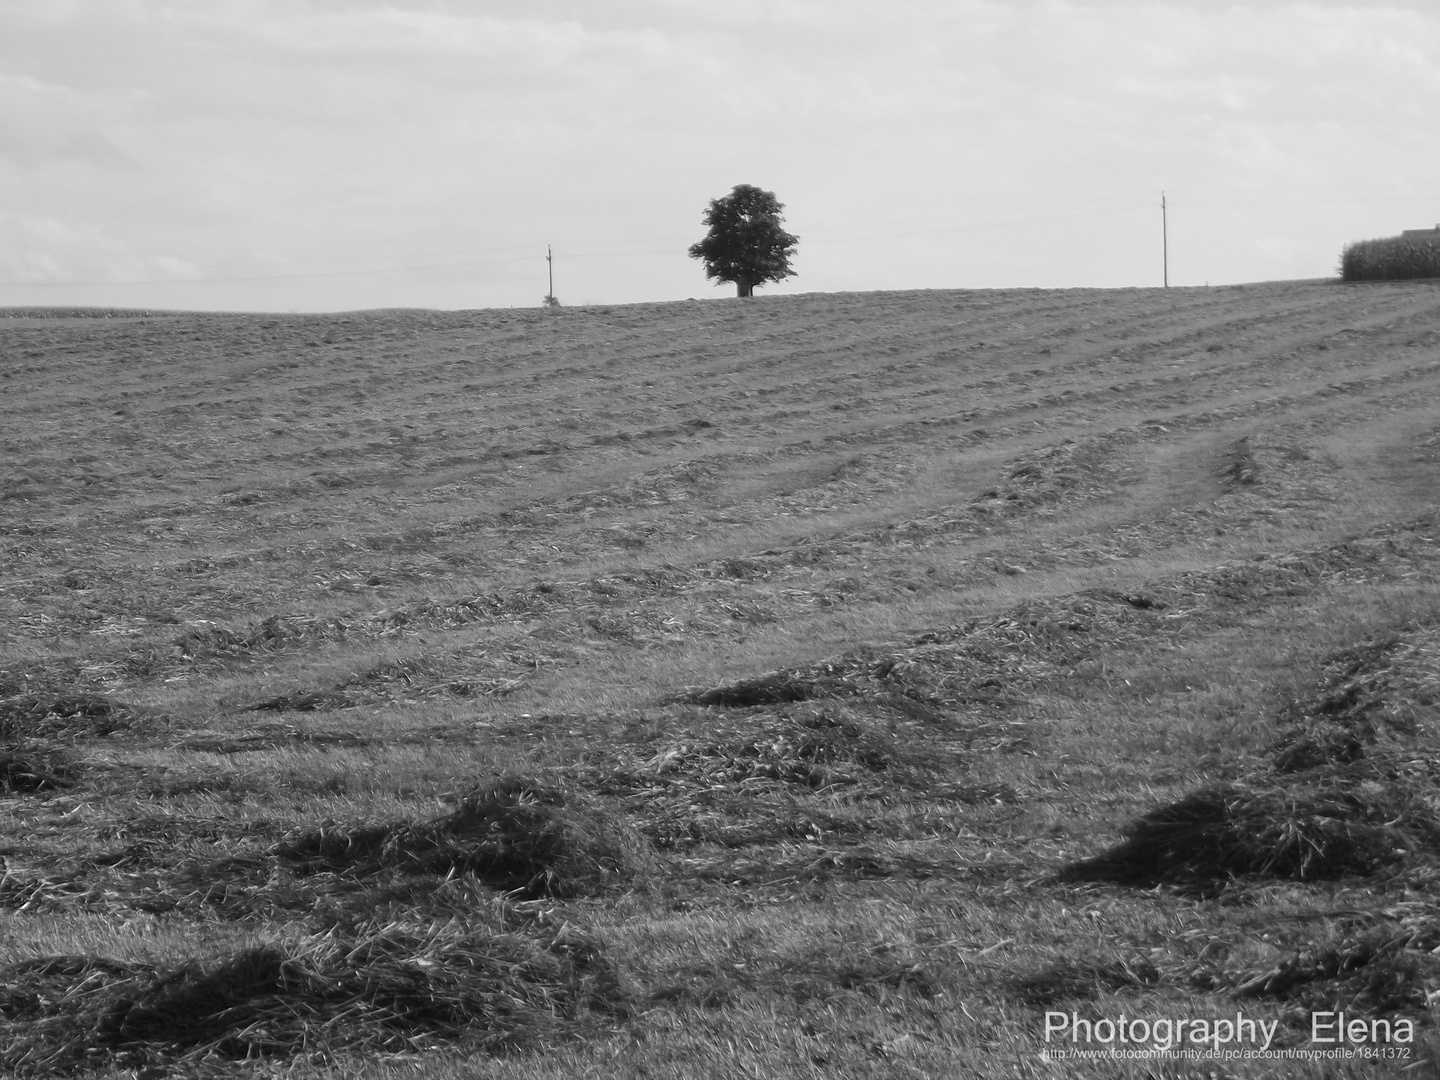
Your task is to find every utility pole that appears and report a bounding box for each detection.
[1162,193,1168,288]
[546,245,554,305]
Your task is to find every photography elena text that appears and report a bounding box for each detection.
[1044,1012,1416,1052]
[1046,1013,1277,1053]
[1311,1012,1416,1045]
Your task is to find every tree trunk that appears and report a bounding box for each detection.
[736,278,754,298]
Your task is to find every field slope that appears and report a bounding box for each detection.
[3,280,1440,1077]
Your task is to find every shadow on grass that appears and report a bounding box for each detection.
[1058,780,1430,886]
[1011,955,1159,1007]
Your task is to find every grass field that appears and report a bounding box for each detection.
[3,279,1440,1077]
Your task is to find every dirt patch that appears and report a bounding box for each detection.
[277,774,654,897]
[0,915,625,1076]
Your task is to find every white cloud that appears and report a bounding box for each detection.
[0,0,1436,307]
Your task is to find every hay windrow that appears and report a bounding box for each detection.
[631,705,923,790]
[1065,625,1440,887]
[227,652,540,713]
[1060,780,1431,885]
[0,916,626,1076]
[243,690,359,713]
[1227,906,1440,1015]
[672,671,851,707]
[579,701,969,861]
[173,614,350,660]
[1272,631,1440,773]
[666,531,1435,724]
[0,746,73,793]
[0,852,567,924]
[668,600,1126,717]
[0,693,145,739]
[276,774,654,898]
[976,434,1134,513]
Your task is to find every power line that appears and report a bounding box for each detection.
[803,201,1150,247]
[0,245,694,288]
[1176,193,1440,210]
[0,253,544,288]
[0,193,1157,289]
[1,209,1149,289]
[19,243,548,277]
[4,185,1429,291]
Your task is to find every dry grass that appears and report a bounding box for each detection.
[1011,954,1160,1007]
[5,282,1440,1075]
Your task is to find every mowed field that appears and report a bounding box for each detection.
[3,280,1440,1078]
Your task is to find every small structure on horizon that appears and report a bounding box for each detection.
[1401,225,1440,238]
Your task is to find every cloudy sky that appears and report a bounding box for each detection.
[1,0,1437,311]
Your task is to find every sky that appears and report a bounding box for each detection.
[1,0,1437,311]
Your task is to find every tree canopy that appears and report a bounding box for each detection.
[687,184,798,298]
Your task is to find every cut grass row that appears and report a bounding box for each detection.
[4,515,1440,1073]
[6,284,1440,1076]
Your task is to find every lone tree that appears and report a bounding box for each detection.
[688,184,798,297]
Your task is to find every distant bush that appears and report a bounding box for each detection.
[1340,233,1440,281]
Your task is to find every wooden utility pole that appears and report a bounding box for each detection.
[546,245,554,304]
[1162,193,1168,288]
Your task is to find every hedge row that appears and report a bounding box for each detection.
[1340,234,1440,281]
